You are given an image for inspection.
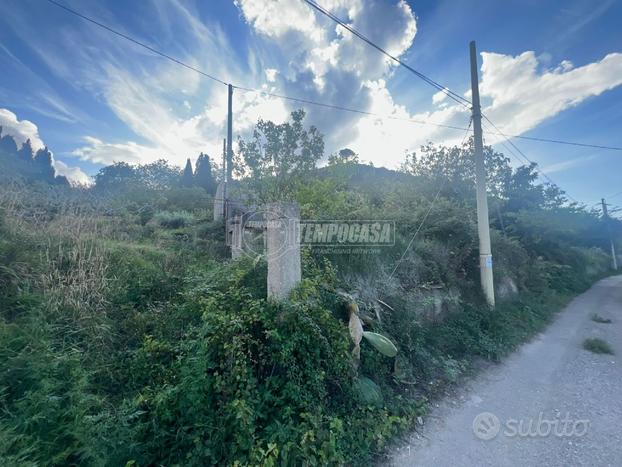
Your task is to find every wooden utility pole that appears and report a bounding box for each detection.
[227,84,233,183]
[602,198,618,270]
[470,41,495,307]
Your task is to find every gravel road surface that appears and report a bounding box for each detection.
[387,275,622,467]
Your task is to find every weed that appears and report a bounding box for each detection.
[583,337,614,354]
[591,314,612,324]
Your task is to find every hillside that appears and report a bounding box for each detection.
[0,116,619,465]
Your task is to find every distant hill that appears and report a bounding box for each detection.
[316,162,416,196]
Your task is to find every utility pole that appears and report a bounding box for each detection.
[227,84,233,183]
[222,137,227,218]
[601,198,618,270]
[470,41,495,307]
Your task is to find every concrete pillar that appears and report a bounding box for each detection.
[213,182,225,221]
[266,202,301,300]
[230,214,244,259]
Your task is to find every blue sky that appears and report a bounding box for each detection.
[0,0,621,205]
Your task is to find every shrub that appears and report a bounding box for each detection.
[155,210,194,229]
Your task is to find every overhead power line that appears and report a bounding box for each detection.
[45,0,622,154]
[232,85,469,132]
[506,134,622,151]
[481,117,580,204]
[387,118,473,281]
[302,0,471,109]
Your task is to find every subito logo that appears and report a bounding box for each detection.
[472,412,501,440]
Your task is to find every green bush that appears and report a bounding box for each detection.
[0,151,617,466]
[155,210,194,229]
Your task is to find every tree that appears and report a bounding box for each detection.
[17,139,34,162]
[0,129,68,185]
[137,159,180,191]
[94,162,138,192]
[328,148,359,166]
[236,109,324,201]
[195,153,217,194]
[401,138,512,199]
[181,158,194,187]
[32,147,58,184]
[0,127,18,155]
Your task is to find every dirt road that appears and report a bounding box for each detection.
[387,275,622,467]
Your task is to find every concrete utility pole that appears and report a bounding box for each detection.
[601,198,618,270]
[222,137,227,220]
[227,84,233,183]
[470,41,495,307]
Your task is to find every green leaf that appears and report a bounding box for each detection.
[353,376,383,406]
[362,332,398,357]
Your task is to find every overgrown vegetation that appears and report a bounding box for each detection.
[0,110,618,465]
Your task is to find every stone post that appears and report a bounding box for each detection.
[230,214,244,259]
[266,202,301,300]
[213,182,225,221]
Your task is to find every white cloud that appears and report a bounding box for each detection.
[479,51,622,139]
[265,68,278,82]
[540,154,599,174]
[350,80,470,167]
[236,0,419,156]
[72,136,155,165]
[315,50,622,169]
[432,89,448,105]
[5,0,622,179]
[70,76,290,168]
[53,160,92,186]
[0,108,45,149]
[234,0,324,40]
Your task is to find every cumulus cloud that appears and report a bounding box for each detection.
[234,0,322,39]
[5,0,622,176]
[236,0,418,155]
[53,160,92,186]
[0,108,45,149]
[432,89,449,105]
[479,51,622,139]
[235,1,622,168]
[305,50,622,168]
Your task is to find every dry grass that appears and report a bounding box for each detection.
[1,183,113,346]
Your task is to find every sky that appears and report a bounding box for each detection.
[0,0,621,205]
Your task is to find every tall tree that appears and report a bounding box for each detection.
[0,127,18,155]
[195,153,217,194]
[236,109,324,201]
[33,147,59,184]
[17,139,34,163]
[181,158,194,187]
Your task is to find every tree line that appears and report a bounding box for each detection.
[0,127,69,185]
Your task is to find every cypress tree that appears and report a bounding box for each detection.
[194,153,217,194]
[181,158,194,187]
